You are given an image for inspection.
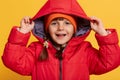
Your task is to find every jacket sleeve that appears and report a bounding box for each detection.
[2,27,37,75]
[88,29,120,75]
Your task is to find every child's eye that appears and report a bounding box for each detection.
[50,21,57,25]
[51,22,57,25]
[65,21,71,25]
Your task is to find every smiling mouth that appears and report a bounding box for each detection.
[56,34,66,37]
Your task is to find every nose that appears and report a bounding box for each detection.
[58,25,64,30]
[58,22,64,30]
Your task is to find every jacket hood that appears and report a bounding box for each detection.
[32,0,91,43]
[32,0,91,20]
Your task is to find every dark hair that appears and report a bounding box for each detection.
[39,46,48,61]
[38,37,49,61]
[38,43,65,61]
[38,33,65,61]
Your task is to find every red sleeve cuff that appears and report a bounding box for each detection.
[95,29,119,45]
[8,26,31,46]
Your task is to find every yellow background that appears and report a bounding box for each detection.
[0,0,120,80]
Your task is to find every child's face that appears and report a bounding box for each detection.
[48,18,74,45]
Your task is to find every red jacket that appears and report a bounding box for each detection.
[2,0,120,80]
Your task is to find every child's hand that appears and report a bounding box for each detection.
[90,16,109,36]
[19,16,34,34]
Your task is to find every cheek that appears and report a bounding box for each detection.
[48,27,56,37]
[68,28,74,37]
[48,26,56,32]
[67,26,74,34]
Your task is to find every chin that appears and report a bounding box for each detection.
[56,42,67,45]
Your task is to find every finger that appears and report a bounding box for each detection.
[91,16,102,23]
[25,17,30,23]
[31,21,35,28]
[90,19,99,26]
[23,16,31,24]
[90,16,99,20]
[29,18,33,24]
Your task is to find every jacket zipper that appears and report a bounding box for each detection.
[59,59,62,80]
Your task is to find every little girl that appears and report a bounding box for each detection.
[2,0,120,80]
